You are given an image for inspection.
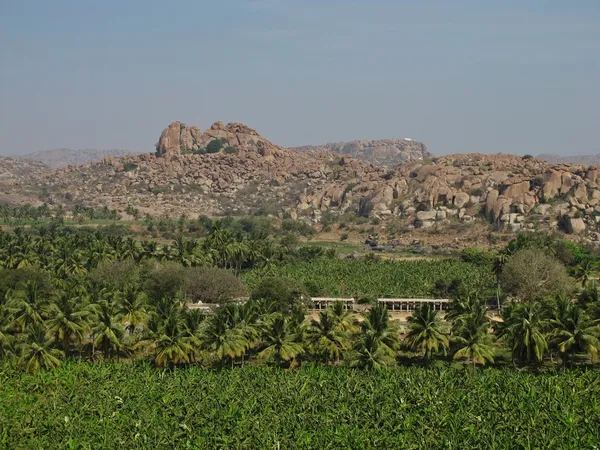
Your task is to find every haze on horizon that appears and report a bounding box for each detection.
[1,0,599,157]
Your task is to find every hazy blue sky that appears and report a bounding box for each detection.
[1,0,599,156]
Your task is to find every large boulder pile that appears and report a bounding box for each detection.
[155,121,282,159]
[291,138,432,168]
[7,122,600,241]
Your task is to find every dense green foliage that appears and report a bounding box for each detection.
[0,223,599,447]
[245,259,494,298]
[1,364,599,449]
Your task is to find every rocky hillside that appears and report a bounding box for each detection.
[291,138,432,168]
[0,157,49,182]
[0,157,50,205]
[4,122,600,242]
[11,121,383,218]
[23,148,140,168]
[538,153,600,165]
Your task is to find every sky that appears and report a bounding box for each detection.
[1,0,599,156]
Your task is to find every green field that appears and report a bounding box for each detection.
[1,363,599,449]
[245,259,494,298]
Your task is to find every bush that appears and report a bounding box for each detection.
[522,154,534,160]
[500,248,575,301]
[340,232,349,241]
[89,259,140,289]
[183,267,246,304]
[356,294,377,305]
[250,276,309,313]
[281,219,315,237]
[0,267,53,299]
[460,248,493,265]
[223,146,238,154]
[432,278,464,298]
[206,138,227,154]
[344,183,357,194]
[143,262,186,301]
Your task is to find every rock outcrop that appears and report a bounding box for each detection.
[5,122,600,242]
[538,153,600,165]
[155,121,282,159]
[291,138,432,168]
[22,149,140,168]
[0,157,49,182]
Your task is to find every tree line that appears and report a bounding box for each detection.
[0,224,599,372]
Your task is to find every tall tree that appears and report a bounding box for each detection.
[548,301,600,367]
[91,300,126,360]
[17,324,64,372]
[258,313,304,367]
[497,301,548,366]
[138,314,194,367]
[44,291,91,355]
[7,281,47,332]
[308,310,349,364]
[405,303,449,364]
[452,310,495,371]
[200,312,248,367]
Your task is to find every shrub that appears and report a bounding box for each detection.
[460,248,493,265]
[89,259,140,289]
[223,146,238,154]
[356,294,377,305]
[250,276,309,313]
[500,248,575,301]
[143,262,187,301]
[344,183,357,194]
[206,138,227,154]
[522,154,534,159]
[340,232,349,241]
[183,267,246,304]
[0,267,53,299]
[281,219,315,237]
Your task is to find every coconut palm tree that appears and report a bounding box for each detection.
[0,304,14,359]
[348,332,395,370]
[497,301,548,366]
[258,313,304,367]
[308,310,350,364]
[453,312,495,371]
[329,301,359,334]
[7,281,47,332]
[572,258,597,288]
[200,312,248,367]
[17,323,64,373]
[118,288,149,334]
[138,314,194,367]
[44,291,91,355]
[548,302,600,367]
[360,303,400,355]
[405,303,449,364]
[91,300,126,360]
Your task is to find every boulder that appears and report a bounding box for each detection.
[416,210,437,221]
[502,180,530,198]
[535,204,552,215]
[567,217,586,234]
[454,192,470,208]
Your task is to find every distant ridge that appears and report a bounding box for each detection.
[537,153,600,165]
[23,148,142,168]
[290,138,432,168]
